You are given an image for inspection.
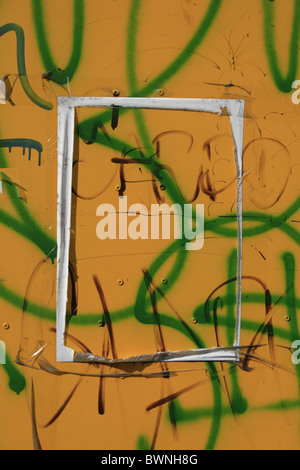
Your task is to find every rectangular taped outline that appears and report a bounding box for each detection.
[56,97,244,363]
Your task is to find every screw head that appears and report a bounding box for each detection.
[190,317,197,324]
[112,90,120,97]
[2,322,10,330]
[160,184,166,191]
[161,278,168,285]
[157,89,164,96]
[115,184,121,191]
[98,320,104,327]
[117,279,124,286]
[285,315,291,322]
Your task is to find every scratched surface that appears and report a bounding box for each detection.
[0,0,300,450]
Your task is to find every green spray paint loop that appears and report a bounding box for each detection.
[77,0,223,145]
[263,0,300,93]
[126,0,223,96]
[32,0,85,85]
[0,24,53,110]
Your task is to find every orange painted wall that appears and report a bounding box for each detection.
[0,0,300,450]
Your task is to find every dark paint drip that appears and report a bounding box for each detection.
[98,336,110,415]
[0,139,43,165]
[137,435,151,450]
[1,352,26,395]
[111,106,120,131]
[30,380,42,450]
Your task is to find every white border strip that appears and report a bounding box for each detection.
[56,97,244,363]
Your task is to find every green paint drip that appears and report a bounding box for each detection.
[1,353,26,395]
[31,0,85,85]
[136,435,151,450]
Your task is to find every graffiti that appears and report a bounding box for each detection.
[0,0,300,452]
[31,0,85,86]
[0,24,53,110]
[0,139,43,165]
[263,0,300,93]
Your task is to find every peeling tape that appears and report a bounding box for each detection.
[56,97,244,363]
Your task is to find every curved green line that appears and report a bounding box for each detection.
[77,0,223,142]
[31,0,85,85]
[127,0,223,96]
[263,0,300,92]
[168,397,300,426]
[0,173,56,261]
[0,23,53,110]
[126,0,224,450]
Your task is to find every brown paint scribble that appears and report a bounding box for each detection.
[92,275,118,360]
[212,297,235,416]
[204,275,281,372]
[72,160,117,200]
[42,379,82,428]
[141,268,201,349]
[68,261,79,317]
[150,381,164,450]
[98,335,110,415]
[142,268,176,443]
[146,366,236,412]
[143,269,167,355]
[243,138,291,209]
[241,286,291,371]
[31,379,42,450]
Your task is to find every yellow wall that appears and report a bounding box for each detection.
[0,0,300,450]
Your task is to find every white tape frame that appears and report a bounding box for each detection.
[56,97,244,363]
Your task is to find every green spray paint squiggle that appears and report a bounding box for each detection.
[0,23,53,109]
[126,0,225,450]
[263,0,300,93]
[31,0,85,85]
